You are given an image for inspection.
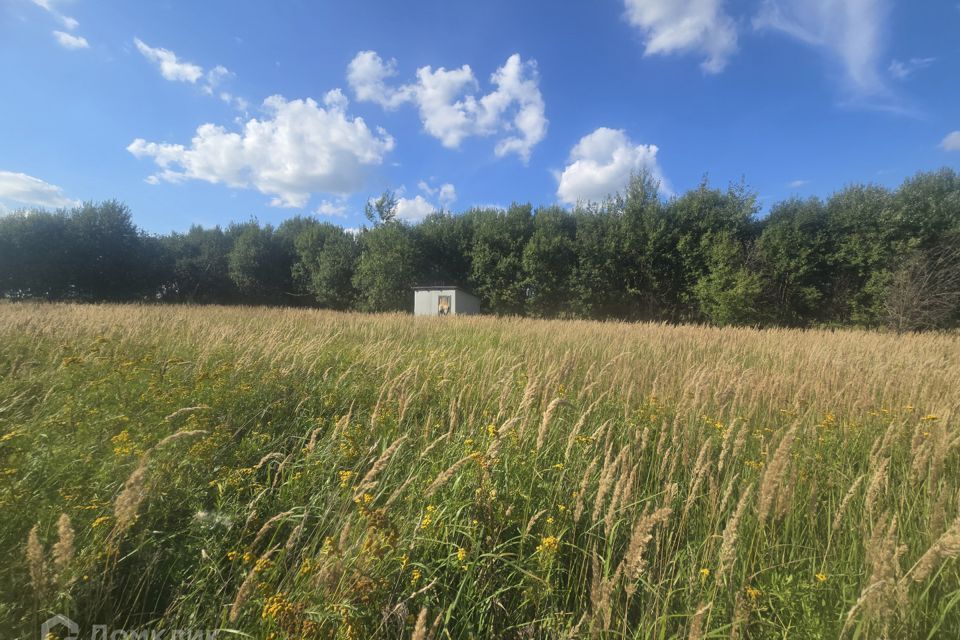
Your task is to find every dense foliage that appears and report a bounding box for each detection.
[2,168,959,329]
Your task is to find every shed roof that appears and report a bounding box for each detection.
[411,286,475,294]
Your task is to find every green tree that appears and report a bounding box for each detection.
[365,191,399,225]
[618,170,676,320]
[666,178,760,321]
[823,185,896,326]
[0,209,74,299]
[352,222,417,312]
[468,205,533,314]
[413,211,474,288]
[522,206,576,317]
[160,225,237,303]
[227,221,294,304]
[292,223,359,309]
[755,198,832,326]
[569,203,626,318]
[693,231,764,326]
[68,200,156,301]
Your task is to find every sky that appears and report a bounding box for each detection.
[0,0,958,234]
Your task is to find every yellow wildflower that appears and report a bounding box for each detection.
[815,572,827,582]
[338,470,355,488]
[536,535,560,554]
[111,430,135,457]
[699,568,711,580]
[420,505,435,530]
[321,536,334,555]
[261,593,294,621]
[299,558,313,577]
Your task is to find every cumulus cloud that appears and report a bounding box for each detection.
[622,0,738,73]
[556,128,668,205]
[941,131,960,152]
[347,51,547,162]
[888,57,936,80]
[346,51,414,109]
[395,195,436,222]
[418,180,457,207]
[754,0,891,100]
[388,179,458,222]
[134,38,204,83]
[53,30,88,49]
[316,199,348,217]
[0,170,78,209]
[127,91,395,208]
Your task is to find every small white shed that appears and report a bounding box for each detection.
[413,286,481,317]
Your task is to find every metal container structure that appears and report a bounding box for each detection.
[413,286,481,316]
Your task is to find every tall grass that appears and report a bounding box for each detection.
[1,303,958,638]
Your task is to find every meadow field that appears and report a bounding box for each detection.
[1,303,958,638]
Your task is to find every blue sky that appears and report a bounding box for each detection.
[1,0,958,234]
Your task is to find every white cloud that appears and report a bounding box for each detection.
[134,38,204,83]
[134,39,247,110]
[622,0,738,73]
[202,65,232,93]
[390,179,459,222]
[219,92,248,111]
[395,195,436,222]
[30,0,76,28]
[888,57,936,80]
[437,183,456,207]
[52,30,88,49]
[348,51,547,162]
[316,199,347,217]
[940,131,960,152]
[31,0,86,46]
[754,0,891,100]
[788,179,810,188]
[127,92,395,208]
[556,127,668,205]
[418,180,457,207]
[346,51,414,109]
[0,170,78,209]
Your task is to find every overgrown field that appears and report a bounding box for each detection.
[1,304,959,638]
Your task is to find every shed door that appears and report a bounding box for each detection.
[438,295,451,316]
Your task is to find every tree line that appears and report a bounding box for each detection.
[1,167,959,330]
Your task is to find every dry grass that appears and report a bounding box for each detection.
[0,303,958,637]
